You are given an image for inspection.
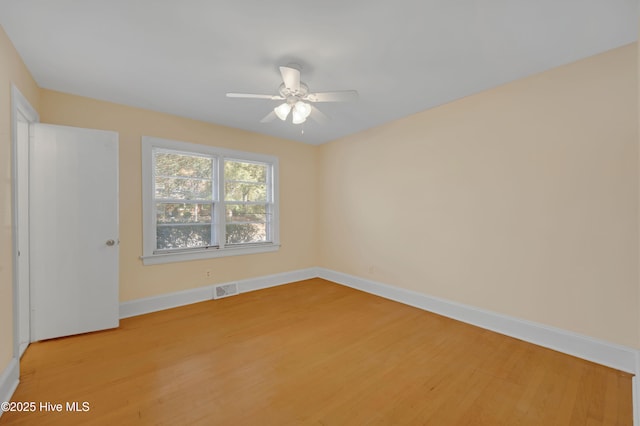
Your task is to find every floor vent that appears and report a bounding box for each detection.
[213,283,239,299]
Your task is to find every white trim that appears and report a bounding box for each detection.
[18,343,28,359]
[10,85,39,361]
[119,268,318,319]
[236,267,319,293]
[120,285,213,319]
[11,84,39,123]
[317,268,640,375]
[0,358,19,412]
[140,244,281,265]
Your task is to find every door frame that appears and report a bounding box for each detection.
[11,84,39,359]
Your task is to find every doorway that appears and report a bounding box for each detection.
[11,87,120,353]
[11,85,39,358]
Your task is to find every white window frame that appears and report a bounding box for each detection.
[141,136,279,265]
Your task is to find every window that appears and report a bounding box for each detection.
[141,136,279,265]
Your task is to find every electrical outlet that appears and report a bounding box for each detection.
[205,270,212,279]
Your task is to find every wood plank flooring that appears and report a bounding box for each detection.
[0,278,633,425]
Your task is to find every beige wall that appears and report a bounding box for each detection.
[319,44,639,348]
[39,90,319,302]
[0,27,40,371]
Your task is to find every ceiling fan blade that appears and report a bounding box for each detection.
[260,111,277,123]
[279,66,300,91]
[306,90,358,103]
[309,106,329,124]
[226,93,284,100]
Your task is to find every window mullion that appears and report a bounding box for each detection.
[217,157,226,249]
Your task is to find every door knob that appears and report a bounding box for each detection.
[106,239,116,246]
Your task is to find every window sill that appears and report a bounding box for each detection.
[140,243,280,265]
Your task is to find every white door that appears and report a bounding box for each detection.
[30,123,119,341]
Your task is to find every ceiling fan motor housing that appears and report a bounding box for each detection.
[279,82,309,102]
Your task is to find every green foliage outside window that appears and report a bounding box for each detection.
[154,152,271,250]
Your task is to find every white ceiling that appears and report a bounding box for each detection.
[0,1,637,145]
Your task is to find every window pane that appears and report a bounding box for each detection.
[224,160,268,204]
[225,204,268,222]
[156,152,213,179]
[223,160,271,246]
[145,137,279,260]
[224,160,267,183]
[156,224,212,250]
[156,203,212,224]
[156,177,212,200]
[226,224,266,244]
[225,182,267,202]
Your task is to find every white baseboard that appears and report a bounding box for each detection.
[317,268,640,375]
[0,357,19,417]
[236,267,319,293]
[119,267,319,319]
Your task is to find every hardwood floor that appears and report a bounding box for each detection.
[0,278,633,425]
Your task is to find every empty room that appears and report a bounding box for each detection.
[0,1,639,425]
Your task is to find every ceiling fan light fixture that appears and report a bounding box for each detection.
[294,101,311,118]
[291,101,311,124]
[274,103,291,121]
[292,110,307,124]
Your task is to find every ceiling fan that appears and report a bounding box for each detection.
[226,65,358,125]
